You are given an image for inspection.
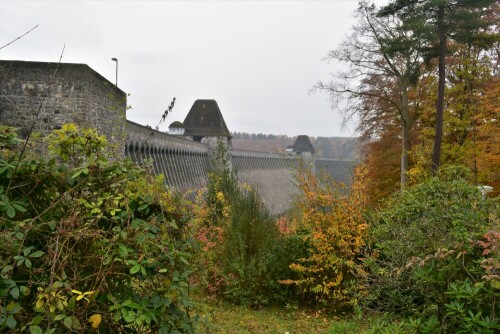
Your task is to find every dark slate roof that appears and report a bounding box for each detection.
[292,135,315,154]
[183,100,230,137]
[169,121,185,128]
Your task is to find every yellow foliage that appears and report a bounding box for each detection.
[281,166,368,307]
[71,289,95,302]
[88,313,102,329]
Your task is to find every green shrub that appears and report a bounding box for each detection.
[363,166,499,331]
[193,139,294,306]
[0,124,196,333]
[222,188,287,305]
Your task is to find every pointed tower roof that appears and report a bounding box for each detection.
[183,99,230,137]
[292,135,315,154]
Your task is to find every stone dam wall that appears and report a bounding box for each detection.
[125,121,355,214]
[0,60,356,215]
[231,149,298,215]
[126,121,210,192]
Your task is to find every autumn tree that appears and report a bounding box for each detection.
[379,0,497,173]
[318,1,432,190]
[408,44,497,179]
[474,77,500,195]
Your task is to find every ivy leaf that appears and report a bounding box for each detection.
[29,315,44,325]
[1,265,13,274]
[23,247,33,256]
[118,244,128,258]
[70,316,82,330]
[35,298,45,309]
[6,302,21,313]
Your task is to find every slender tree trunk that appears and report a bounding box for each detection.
[400,80,410,191]
[431,4,446,174]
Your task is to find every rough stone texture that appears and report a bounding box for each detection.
[0,60,126,156]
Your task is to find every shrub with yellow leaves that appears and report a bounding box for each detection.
[280,165,368,310]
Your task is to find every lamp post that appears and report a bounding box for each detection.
[111,58,118,86]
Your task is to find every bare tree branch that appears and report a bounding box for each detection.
[0,24,39,51]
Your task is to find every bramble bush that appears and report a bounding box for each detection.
[0,124,197,333]
[363,166,499,332]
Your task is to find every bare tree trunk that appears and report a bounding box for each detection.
[431,4,446,174]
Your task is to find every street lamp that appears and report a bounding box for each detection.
[111,58,118,86]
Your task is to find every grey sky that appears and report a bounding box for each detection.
[1,0,386,137]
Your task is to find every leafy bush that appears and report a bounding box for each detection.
[0,124,196,333]
[222,187,290,305]
[192,139,293,306]
[280,165,368,310]
[363,166,499,332]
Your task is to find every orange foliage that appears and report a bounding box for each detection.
[361,124,401,204]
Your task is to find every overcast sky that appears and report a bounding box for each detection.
[0,0,387,137]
